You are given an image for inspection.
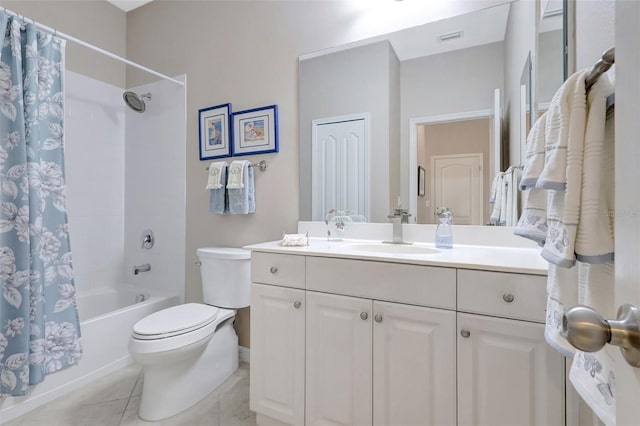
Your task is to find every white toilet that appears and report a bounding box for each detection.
[128,247,251,421]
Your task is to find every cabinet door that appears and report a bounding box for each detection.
[306,291,372,426]
[250,283,305,425]
[457,313,564,426]
[373,301,456,426]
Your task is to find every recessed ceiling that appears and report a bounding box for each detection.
[106,0,154,12]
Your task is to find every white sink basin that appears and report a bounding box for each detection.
[341,243,440,255]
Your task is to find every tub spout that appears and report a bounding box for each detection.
[133,264,151,275]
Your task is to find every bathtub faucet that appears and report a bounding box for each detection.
[133,264,151,275]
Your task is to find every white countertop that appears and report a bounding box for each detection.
[245,238,548,275]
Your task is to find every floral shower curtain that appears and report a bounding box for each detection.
[0,12,81,396]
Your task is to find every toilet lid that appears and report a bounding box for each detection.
[132,303,219,339]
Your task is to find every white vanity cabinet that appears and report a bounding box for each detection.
[456,270,565,426]
[304,291,457,426]
[250,250,562,426]
[250,283,305,426]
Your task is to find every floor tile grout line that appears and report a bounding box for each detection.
[118,371,141,425]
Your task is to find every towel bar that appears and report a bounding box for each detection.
[205,160,267,172]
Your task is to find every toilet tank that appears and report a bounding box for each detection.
[197,247,251,309]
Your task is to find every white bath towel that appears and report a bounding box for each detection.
[205,161,227,189]
[514,69,616,426]
[227,160,250,189]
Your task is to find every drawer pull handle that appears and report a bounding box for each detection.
[503,293,515,303]
[460,329,471,338]
[270,266,278,274]
[374,314,383,323]
[293,300,302,309]
[360,312,369,321]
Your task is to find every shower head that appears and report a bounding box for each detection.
[123,91,151,113]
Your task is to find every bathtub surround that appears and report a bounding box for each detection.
[0,13,83,396]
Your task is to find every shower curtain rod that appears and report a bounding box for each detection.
[2,7,185,87]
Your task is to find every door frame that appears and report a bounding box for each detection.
[430,153,483,225]
[311,112,371,221]
[409,109,492,222]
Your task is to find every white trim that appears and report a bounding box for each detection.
[409,109,492,222]
[311,113,371,221]
[239,346,250,364]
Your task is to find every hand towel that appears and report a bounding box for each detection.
[228,161,255,214]
[207,162,228,215]
[575,74,615,263]
[227,160,249,189]
[489,172,504,224]
[505,166,522,226]
[281,232,309,246]
[515,113,548,243]
[537,70,589,191]
[206,161,227,189]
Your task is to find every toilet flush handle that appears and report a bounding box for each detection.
[195,261,202,267]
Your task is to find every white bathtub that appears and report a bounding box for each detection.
[0,287,180,423]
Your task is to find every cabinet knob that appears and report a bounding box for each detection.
[270,266,278,274]
[360,312,369,321]
[293,300,302,309]
[502,293,515,303]
[460,329,471,338]
[374,314,383,323]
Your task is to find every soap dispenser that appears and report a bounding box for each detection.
[435,210,453,249]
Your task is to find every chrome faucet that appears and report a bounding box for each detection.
[383,210,412,245]
[133,264,151,275]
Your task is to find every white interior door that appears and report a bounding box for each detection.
[312,116,368,221]
[431,153,483,225]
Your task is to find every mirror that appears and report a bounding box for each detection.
[536,0,565,116]
[520,51,532,166]
[299,0,558,225]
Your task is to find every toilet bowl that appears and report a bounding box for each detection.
[128,247,251,421]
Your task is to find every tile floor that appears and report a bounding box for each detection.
[5,363,256,426]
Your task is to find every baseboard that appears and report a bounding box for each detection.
[239,346,250,364]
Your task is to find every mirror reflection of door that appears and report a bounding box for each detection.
[431,153,483,225]
[311,116,369,221]
[416,118,490,224]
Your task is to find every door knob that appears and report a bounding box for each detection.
[563,304,640,367]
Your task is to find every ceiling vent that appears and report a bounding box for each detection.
[438,31,464,42]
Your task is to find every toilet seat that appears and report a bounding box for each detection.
[132,303,219,340]
[129,305,236,355]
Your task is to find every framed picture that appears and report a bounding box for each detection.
[198,103,231,160]
[231,105,279,156]
[418,166,426,196]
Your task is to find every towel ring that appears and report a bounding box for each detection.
[206,160,267,172]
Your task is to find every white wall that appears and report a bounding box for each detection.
[575,0,615,70]
[65,71,126,295]
[124,77,186,301]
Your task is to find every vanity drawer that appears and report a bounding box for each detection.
[306,257,456,309]
[457,270,546,323]
[251,252,305,289]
